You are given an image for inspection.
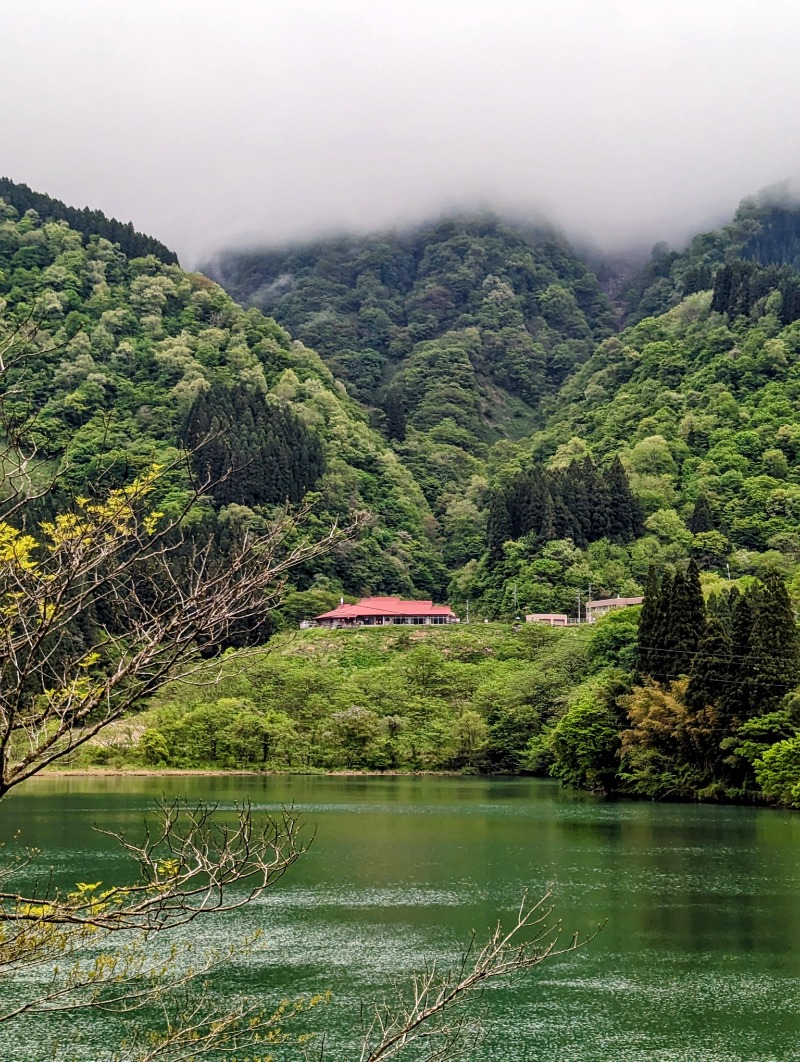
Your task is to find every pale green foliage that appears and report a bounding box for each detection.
[754,736,800,806]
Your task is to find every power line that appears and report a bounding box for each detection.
[635,641,799,669]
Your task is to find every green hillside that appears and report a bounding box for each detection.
[211,217,616,510]
[6,181,800,614]
[624,183,800,324]
[0,176,178,265]
[77,596,800,808]
[2,180,799,806]
[0,186,446,601]
[384,194,800,624]
[78,620,626,777]
[212,215,616,411]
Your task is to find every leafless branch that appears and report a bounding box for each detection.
[0,489,367,794]
[0,800,305,933]
[357,889,602,1062]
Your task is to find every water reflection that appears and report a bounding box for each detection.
[1,775,798,1060]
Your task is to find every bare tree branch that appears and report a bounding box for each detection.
[357,889,602,1062]
[0,313,595,1061]
[0,315,362,1057]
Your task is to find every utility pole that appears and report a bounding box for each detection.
[576,589,581,624]
[466,600,470,624]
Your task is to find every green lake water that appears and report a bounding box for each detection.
[0,775,798,1060]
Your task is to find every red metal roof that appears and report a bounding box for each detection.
[315,596,457,620]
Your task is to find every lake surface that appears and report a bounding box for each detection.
[0,775,798,1060]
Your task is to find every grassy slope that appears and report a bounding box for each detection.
[74,620,619,774]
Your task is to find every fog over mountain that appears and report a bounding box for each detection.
[3,0,800,265]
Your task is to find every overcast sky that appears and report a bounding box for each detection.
[3,0,800,265]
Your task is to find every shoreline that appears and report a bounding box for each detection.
[36,767,462,779]
[31,770,792,809]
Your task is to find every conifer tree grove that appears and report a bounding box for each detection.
[636,565,660,681]
[182,383,324,507]
[688,493,715,534]
[638,563,705,683]
[662,561,705,681]
[748,571,800,713]
[485,456,640,558]
[723,589,754,723]
[685,617,733,714]
[606,455,643,542]
[649,570,674,684]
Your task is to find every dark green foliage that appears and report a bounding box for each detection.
[486,491,514,564]
[685,617,733,712]
[748,571,800,713]
[212,214,615,430]
[635,566,660,679]
[0,177,178,264]
[738,195,800,270]
[653,573,677,680]
[383,388,407,440]
[181,383,324,506]
[688,493,715,533]
[638,563,705,683]
[487,456,640,555]
[661,571,692,681]
[710,260,800,322]
[706,588,733,635]
[671,567,702,672]
[625,569,800,802]
[722,590,755,723]
[623,186,800,323]
[605,456,643,542]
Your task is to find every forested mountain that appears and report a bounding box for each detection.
[0,190,446,603]
[623,183,800,324]
[7,180,800,618]
[211,217,615,457]
[204,197,800,621]
[2,179,800,805]
[0,177,178,265]
[210,216,623,560]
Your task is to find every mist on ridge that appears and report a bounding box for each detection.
[2,1,800,265]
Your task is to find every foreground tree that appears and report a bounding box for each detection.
[0,318,592,1059]
[356,890,594,1061]
[0,316,365,1055]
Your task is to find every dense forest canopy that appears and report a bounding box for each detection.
[211,214,616,427]
[622,183,800,324]
[1,178,800,805]
[0,176,178,265]
[0,189,446,601]
[6,182,800,616]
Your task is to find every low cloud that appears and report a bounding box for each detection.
[2,0,800,265]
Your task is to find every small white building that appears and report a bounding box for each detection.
[584,596,643,622]
[526,613,570,627]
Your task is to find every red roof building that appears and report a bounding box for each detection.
[314,596,458,628]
